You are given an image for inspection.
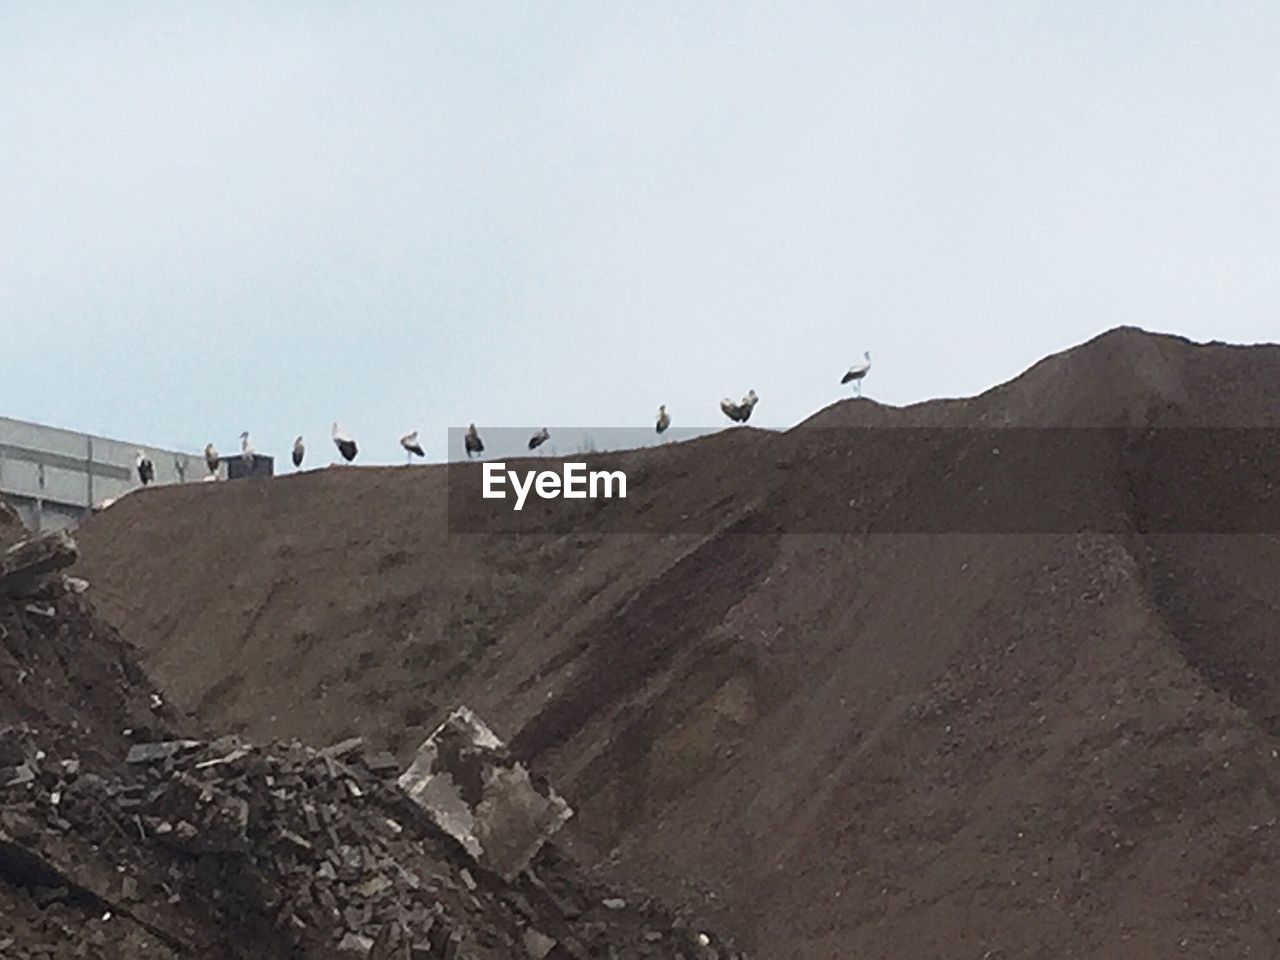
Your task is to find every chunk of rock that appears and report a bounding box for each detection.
[125,741,202,764]
[339,931,375,954]
[398,707,572,881]
[523,927,558,958]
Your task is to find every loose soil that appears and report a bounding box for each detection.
[75,327,1280,958]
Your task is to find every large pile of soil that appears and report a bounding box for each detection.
[77,327,1280,957]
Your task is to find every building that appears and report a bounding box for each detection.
[0,416,218,532]
[225,451,275,481]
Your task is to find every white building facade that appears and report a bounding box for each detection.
[0,416,212,532]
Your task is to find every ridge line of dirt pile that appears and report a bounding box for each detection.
[0,529,744,959]
[74,327,1280,958]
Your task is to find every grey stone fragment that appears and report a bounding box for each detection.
[339,931,375,954]
[4,763,35,786]
[125,741,201,764]
[194,746,251,769]
[321,737,365,759]
[523,927,558,958]
[365,751,401,773]
[398,706,572,881]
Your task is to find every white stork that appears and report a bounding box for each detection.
[721,390,758,424]
[204,443,220,476]
[656,405,670,435]
[464,424,484,459]
[332,423,358,463]
[240,432,256,469]
[400,430,426,461]
[292,436,305,469]
[136,451,155,486]
[528,427,550,453]
[842,351,872,396]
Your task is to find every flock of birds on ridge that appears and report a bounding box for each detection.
[132,353,873,486]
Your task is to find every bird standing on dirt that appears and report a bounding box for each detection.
[464,424,484,459]
[720,390,759,424]
[332,423,358,463]
[842,351,872,396]
[136,451,155,485]
[528,427,550,452]
[400,430,425,461]
[292,436,305,469]
[203,443,219,476]
[656,405,670,434]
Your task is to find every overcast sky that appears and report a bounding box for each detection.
[2,2,1278,464]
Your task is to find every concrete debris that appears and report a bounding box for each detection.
[365,750,402,773]
[0,530,79,598]
[194,745,251,769]
[0,577,744,958]
[338,931,375,953]
[124,740,202,764]
[0,724,745,959]
[398,706,574,881]
[523,927,558,957]
[320,736,366,759]
[4,763,36,787]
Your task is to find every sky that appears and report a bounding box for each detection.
[2,2,1278,464]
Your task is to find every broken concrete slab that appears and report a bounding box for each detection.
[0,530,79,598]
[398,707,573,882]
[523,927,558,958]
[194,745,251,769]
[338,931,375,954]
[320,736,365,760]
[364,750,401,773]
[4,762,36,787]
[125,741,203,764]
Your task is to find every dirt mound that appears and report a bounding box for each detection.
[0,531,743,958]
[802,326,1280,428]
[76,327,1280,957]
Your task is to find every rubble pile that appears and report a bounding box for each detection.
[4,730,739,959]
[0,530,744,959]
